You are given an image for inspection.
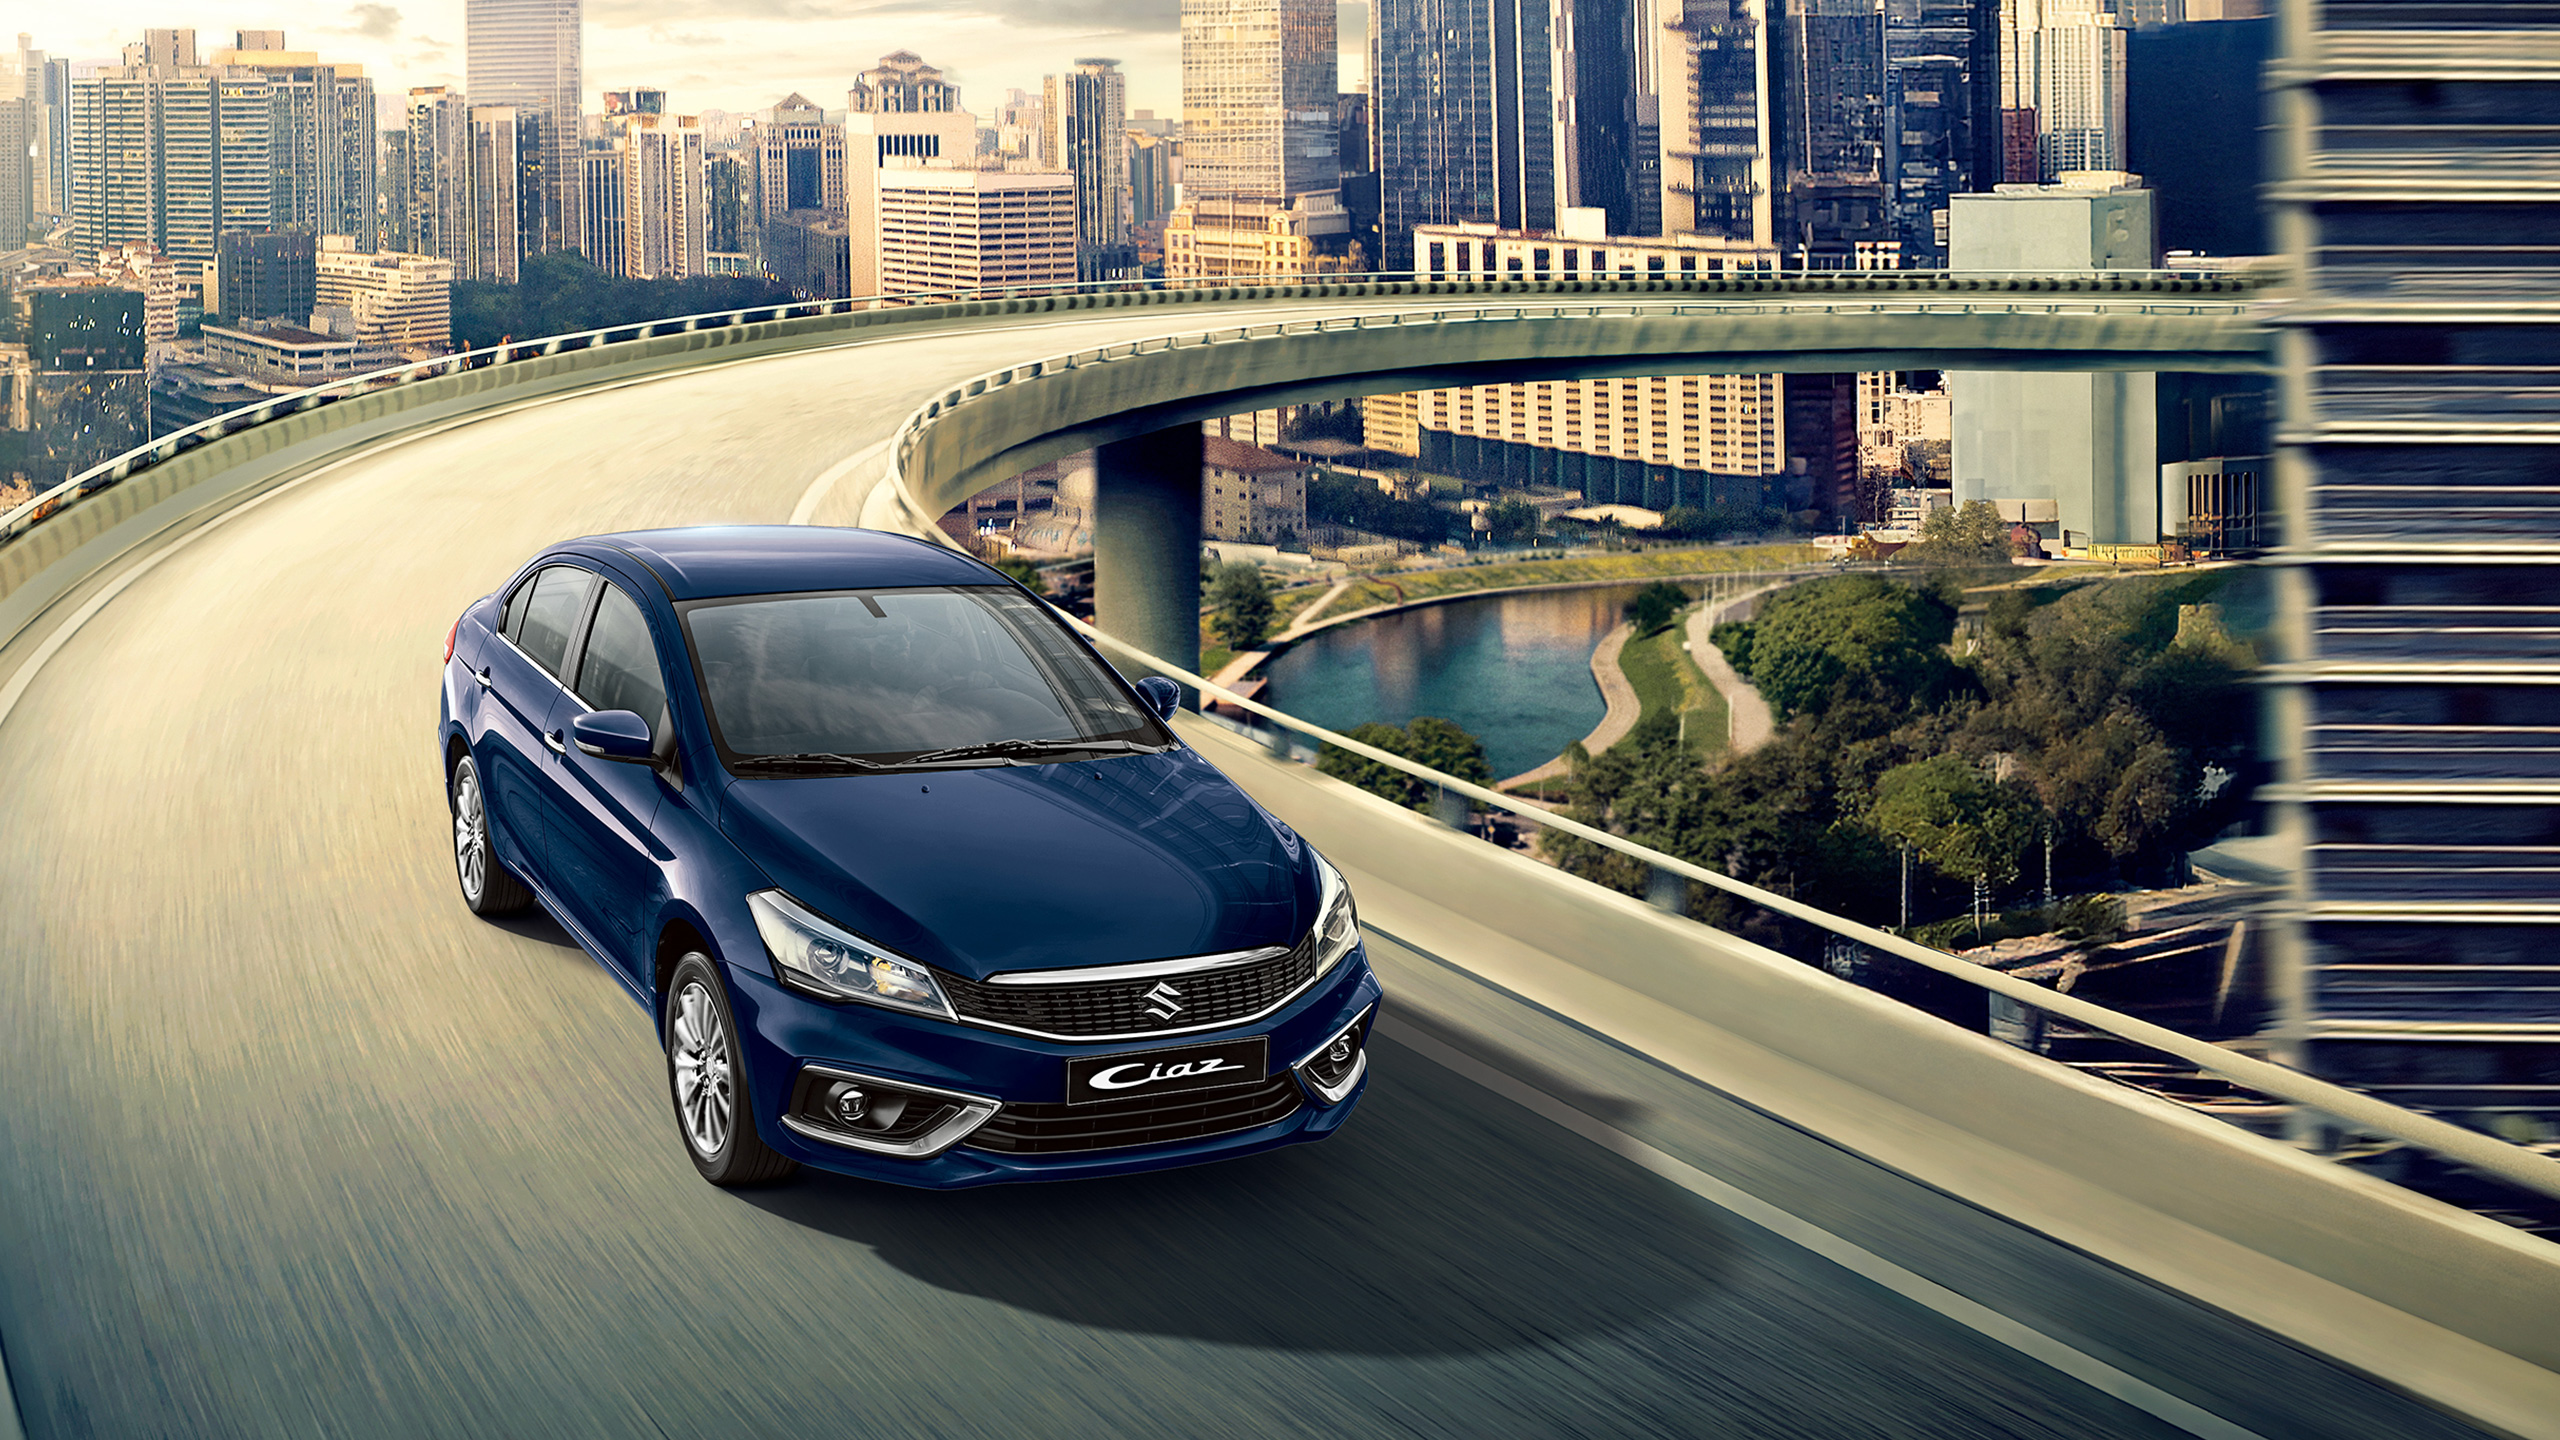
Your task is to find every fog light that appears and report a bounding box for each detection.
[1328,1036,1352,1065]
[1295,1006,1373,1105]
[823,1081,868,1125]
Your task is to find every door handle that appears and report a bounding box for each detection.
[473,667,492,689]
[543,729,567,755]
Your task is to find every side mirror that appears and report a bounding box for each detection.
[1133,675,1182,722]
[573,709,655,763]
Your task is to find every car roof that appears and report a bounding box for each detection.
[564,526,1003,602]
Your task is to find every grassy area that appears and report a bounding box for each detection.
[1616,619,1728,760]
[1199,642,1236,676]
[1320,543,1821,619]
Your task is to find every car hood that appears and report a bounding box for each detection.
[717,748,1315,981]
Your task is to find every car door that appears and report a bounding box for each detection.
[473,563,594,885]
[547,578,677,981]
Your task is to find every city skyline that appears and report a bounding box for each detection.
[42,1,1378,119]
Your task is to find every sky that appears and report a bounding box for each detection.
[26,0,1372,120]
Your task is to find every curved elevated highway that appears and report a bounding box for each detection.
[0,281,2551,1440]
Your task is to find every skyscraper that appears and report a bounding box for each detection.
[2001,0,2127,178]
[1,36,43,250]
[1883,0,2003,266]
[842,62,977,298]
[581,150,625,275]
[1371,0,1556,272]
[379,127,412,252]
[466,0,581,258]
[70,50,274,274]
[211,32,380,250]
[1772,0,1890,266]
[756,94,845,221]
[407,87,471,268]
[1181,0,1338,203]
[620,112,706,279]
[467,107,525,282]
[850,51,959,113]
[1554,0,1649,235]
[1656,0,1775,243]
[1046,59,1133,280]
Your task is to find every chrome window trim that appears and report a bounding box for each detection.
[1293,1005,1375,1106]
[779,1063,1000,1158]
[982,944,1291,987]
[496,630,593,711]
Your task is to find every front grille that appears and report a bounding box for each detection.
[964,1073,1303,1155]
[939,936,1317,1038]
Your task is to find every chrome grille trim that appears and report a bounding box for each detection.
[981,944,1290,987]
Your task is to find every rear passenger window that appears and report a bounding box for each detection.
[576,583,668,727]
[514,566,594,678]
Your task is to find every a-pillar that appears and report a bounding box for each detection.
[1092,424,1203,698]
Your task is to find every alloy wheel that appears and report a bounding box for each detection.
[670,980,735,1157]
[452,765,486,902]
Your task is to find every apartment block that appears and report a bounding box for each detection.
[314,236,452,353]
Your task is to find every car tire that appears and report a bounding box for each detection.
[450,754,534,916]
[665,953,799,1187]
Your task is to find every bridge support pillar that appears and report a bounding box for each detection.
[1093,424,1204,699]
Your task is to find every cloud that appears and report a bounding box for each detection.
[588,0,1181,32]
[648,28,729,46]
[347,3,402,40]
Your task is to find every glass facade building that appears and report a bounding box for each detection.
[464,0,581,259]
[1372,0,1555,272]
[1181,0,1338,203]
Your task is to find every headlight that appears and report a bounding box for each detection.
[1310,854,1361,978]
[747,890,955,1021]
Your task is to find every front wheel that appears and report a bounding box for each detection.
[450,754,533,916]
[665,953,798,1187]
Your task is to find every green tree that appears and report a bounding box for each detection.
[450,251,795,349]
[1726,574,1960,720]
[1624,580,1689,637]
[1487,497,1541,544]
[1205,561,1275,649]
[991,557,1048,595]
[1894,499,2013,568]
[1317,717,1492,810]
[1870,754,2038,890]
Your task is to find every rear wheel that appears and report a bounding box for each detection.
[666,953,798,1187]
[450,754,533,915]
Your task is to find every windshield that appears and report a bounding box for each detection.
[680,585,1169,770]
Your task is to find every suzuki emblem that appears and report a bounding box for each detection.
[1142,980,1186,1021]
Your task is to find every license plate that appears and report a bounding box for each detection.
[1065,1037,1267,1106]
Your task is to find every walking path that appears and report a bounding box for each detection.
[1687,586,1781,753]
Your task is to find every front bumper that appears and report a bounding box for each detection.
[725,946,1383,1188]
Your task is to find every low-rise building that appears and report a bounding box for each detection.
[200,322,401,384]
[1164,192,1357,282]
[313,236,452,354]
[1201,435,1310,543]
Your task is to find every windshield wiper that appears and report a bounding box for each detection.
[728,751,899,773]
[902,737,1169,766]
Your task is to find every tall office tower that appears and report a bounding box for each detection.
[581,150,625,274]
[757,94,845,222]
[844,64,978,298]
[2001,0,2127,176]
[873,166,1076,295]
[315,235,452,352]
[1045,59,1133,280]
[407,88,471,268]
[467,107,525,282]
[1,36,45,249]
[1182,0,1338,203]
[1371,0,1555,272]
[1882,0,2001,265]
[620,112,706,279]
[850,51,960,113]
[1772,0,1890,266]
[379,128,412,252]
[1655,0,1775,243]
[70,46,274,274]
[209,231,317,326]
[1129,131,1178,227]
[1554,0,1647,235]
[465,0,581,257]
[38,55,71,220]
[704,152,751,257]
[211,32,380,250]
[2262,1,2560,1142]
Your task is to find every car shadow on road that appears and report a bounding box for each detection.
[738,1035,1740,1357]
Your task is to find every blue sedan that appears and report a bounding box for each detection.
[437,526,1378,1187]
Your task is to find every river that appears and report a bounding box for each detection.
[1258,583,1662,778]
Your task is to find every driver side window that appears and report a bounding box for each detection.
[576,582,669,730]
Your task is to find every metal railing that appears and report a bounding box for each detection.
[0,266,2271,558]
[1050,618,2560,1211]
